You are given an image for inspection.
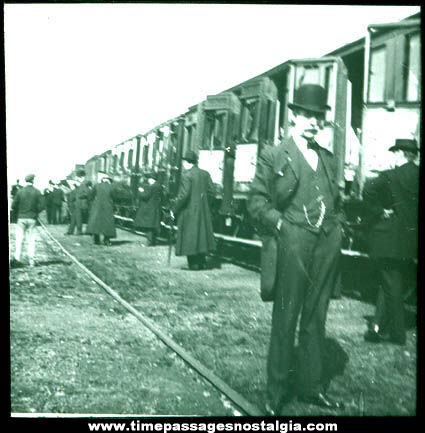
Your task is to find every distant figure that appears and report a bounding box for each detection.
[65,181,79,235]
[68,170,90,235]
[51,183,65,224]
[86,173,117,246]
[10,174,44,268]
[172,150,216,270]
[43,181,55,224]
[362,138,419,346]
[134,173,162,246]
[11,179,22,199]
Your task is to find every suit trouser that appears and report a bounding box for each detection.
[372,258,413,343]
[267,220,341,406]
[51,204,62,224]
[68,207,85,234]
[15,218,37,262]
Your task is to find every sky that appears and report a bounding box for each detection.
[4,3,420,190]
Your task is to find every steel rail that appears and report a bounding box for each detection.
[39,221,264,417]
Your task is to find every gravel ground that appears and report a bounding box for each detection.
[9,219,417,417]
[9,222,243,416]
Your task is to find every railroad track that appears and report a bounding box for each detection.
[39,221,264,416]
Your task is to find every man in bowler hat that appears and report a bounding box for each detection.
[248,84,345,413]
[172,150,216,270]
[362,138,419,346]
[10,174,44,267]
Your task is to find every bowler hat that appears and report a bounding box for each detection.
[287,84,330,114]
[25,174,35,183]
[182,150,198,164]
[389,138,418,153]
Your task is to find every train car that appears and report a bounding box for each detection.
[80,13,420,253]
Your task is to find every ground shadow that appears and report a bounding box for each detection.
[109,240,133,246]
[36,259,73,267]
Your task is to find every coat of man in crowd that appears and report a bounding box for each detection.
[362,138,419,346]
[171,150,216,270]
[51,183,65,224]
[10,174,44,268]
[86,172,117,246]
[134,173,162,246]
[43,181,55,224]
[248,84,345,414]
[66,171,91,235]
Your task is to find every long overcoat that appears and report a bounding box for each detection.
[362,162,419,260]
[173,166,216,256]
[86,181,117,238]
[134,182,162,230]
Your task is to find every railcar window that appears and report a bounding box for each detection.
[113,155,118,173]
[142,144,149,167]
[127,149,133,169]
[240,98,259,143]
[296,66,320,87]
[368,46,386,102]
[120,152,125,169]
[404,33,420,102]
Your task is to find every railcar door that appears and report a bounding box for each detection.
[196,93,241,230]
[282,57,351,192]
[360,18,420,184]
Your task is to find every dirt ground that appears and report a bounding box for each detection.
[9,220,417,416]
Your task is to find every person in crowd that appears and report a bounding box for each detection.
[171,150,216,270]
[11,178,22,199]
[10,174,44,268]
[86,172,117,246]
[43,180,55,224]
[134,172,162,246]
[73,170,91,235]
[248,84,346,414]
[362,138,419,346]
[65,181,79,234]
[51,182,65,224]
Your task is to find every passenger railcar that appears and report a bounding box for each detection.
[78,13,420,252]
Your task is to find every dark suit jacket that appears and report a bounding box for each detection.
[134,182,162,230]
[173,166,216,256]
[248,138,343,299]
[248,137,342,233]
[12,185,44,220]
[362,162,419,260]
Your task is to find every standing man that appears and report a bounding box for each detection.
[172,150,216,270]
[43,180,55,224]
[134,173,162,246]
[10,174,44,267]
[248,84,345,413]
[86,172,117,246]
[51,182,65,224]
[362,138,419,346]
[74,170,90,235]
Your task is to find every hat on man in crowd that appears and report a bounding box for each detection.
[182,150,198,164]
[287,84,331,114]
[25,174,35,183]
[389,138,418,154]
